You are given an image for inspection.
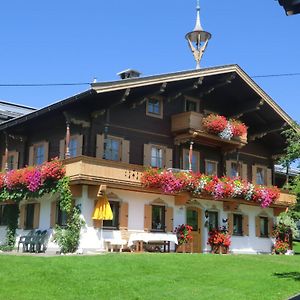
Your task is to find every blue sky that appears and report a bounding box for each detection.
[0,1,299,121]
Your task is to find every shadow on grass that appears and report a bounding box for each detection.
[274,272,300,281]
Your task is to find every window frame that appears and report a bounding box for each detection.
[184,97,199,112]
[208,211,219,231]
[233,214,243,236]
[25,203,35,230]
[205,160,218,176]
[146,98,163,119]
[150,145,165,168]
[56,202,68,227]
[104,135,123,161]
[259,216,269,238]
[103,201,120,230]
[151,204,166,232]
[33,143,45,165]
[0,205,8,226]
[230,161,242,178]
[255,165,267,185]
[68,136,79,158]
[182,149,200,172]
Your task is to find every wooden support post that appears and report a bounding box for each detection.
[189,141,194,171]
[4,133,8,171]
[65,122,70,159]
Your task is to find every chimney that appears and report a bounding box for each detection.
[117,69,141,80]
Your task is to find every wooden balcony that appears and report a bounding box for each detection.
[64,156,144,189]
[171,111,247,150]
[274,190,297,207]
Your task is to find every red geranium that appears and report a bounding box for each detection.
[174,224,193,245]
[202,114,227,134]
[40,158,65,182]
[230,119,247,137]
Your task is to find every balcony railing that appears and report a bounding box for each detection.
[64,156,144,188]
[274,190,297,207]
[171,111,247,150]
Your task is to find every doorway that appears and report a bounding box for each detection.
[186,207,202,253]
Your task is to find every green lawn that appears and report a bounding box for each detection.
[0,253,299,300]
[294,241,300,254]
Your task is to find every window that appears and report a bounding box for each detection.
[151,146,163,168]
[7,155,14,171]
[34,144,45,165]
[105,138,121,161]
[2,151,19,171]
[183,149,200,172]
[205,160,218,176]
[146,98,163,118]
[233,214,243,236]
[260,217,269,237]
[103,201,119,229]
[25,203,35,229]
[230,162,241,178]
[208,211,218,231]
[186,209,199,231]
[69,137,78,158]
[256,167,266,185]
[56,203,68,227]
[0,205,8,226]
[152,205,165,232]
[185,99,198,112]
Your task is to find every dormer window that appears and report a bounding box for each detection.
[146,98,163,118]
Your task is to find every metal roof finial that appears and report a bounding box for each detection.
[185,0,212,69]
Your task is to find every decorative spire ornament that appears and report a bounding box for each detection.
[185,0,211,69]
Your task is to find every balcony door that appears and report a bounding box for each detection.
[186,207,202,253]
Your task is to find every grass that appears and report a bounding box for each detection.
[293,241,300,254]
[0,253,300,300]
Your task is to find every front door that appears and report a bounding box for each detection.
[186,207,202,253]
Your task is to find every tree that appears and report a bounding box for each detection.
[279,122,300,219]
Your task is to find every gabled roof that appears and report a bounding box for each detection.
[0,64,295,133]
[0,101,36,124]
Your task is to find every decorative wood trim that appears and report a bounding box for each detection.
[273,207,285,216]
[175,193,190,205]
[223,201,239,212]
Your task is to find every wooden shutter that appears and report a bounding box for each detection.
[13,151,19,169]
[1,155,5,171]
[255,216,260,237]
[266,168,272,186]
[143,144,152,166]
[93,199,101,228]
[243,215,249,236]
[43,141,49,162]
[165,148,173,169]
[33,203,40,229]
[144,204,152,231]
[165,207,174,232]
[119,202,129,230]
[28,146,34,166]
[59,139,65,160]
[242,163,248,181]
[96,134,104,159]
[50,201,57,228]
[268,217,274,237]
[19,204,25,229]
[252,165,257,184]
[226,160,231,177]
[228,213,233,235]
[77,135,83,156]
[121,140,130,163]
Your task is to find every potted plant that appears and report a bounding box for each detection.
[174,224,193,253]
[207,226,231,254]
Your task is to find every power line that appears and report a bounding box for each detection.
[0,72,299,87]
[0,82,90,87]
[251,72,300,78]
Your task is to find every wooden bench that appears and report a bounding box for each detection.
[104,230,128,252]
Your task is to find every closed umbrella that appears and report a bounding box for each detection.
[92,194,113,250]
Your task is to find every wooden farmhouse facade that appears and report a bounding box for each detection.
[0,64,297,253]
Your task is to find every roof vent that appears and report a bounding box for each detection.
[117,69,141,80]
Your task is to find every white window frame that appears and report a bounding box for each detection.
[105,135,123,161]
[150,145,165,168]
[182,149,200,172]
[146,98,163,119]
[205,160,218,176]
[184,97,199,112]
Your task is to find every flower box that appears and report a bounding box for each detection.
[176,242,193,253]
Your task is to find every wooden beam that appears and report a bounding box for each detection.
[120,88,131,103]
[249,122,287,141]
[227,99,264,118]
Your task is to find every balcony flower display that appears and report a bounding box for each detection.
[207,227,231,254]
[141,168,280,208]
[202,114,247,140]
[0,159,66,202]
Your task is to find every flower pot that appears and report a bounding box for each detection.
[211,245,228,254]
[176,242,192,253]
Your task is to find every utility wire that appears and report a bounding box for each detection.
[0,72,299,87]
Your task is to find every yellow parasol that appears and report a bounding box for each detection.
[92,194,113,221]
